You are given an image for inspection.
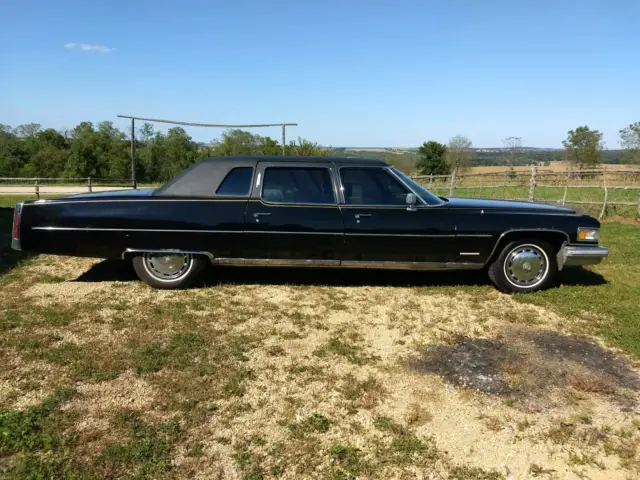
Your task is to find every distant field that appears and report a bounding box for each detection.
[468,162,636,174]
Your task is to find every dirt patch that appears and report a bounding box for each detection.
[408,328,640,409]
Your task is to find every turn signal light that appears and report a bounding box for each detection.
[577,228,599,242]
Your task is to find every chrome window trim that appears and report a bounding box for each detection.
[338,165,426,207]
[483,229,571,266]
[259,165,339,207]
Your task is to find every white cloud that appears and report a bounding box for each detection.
[64,42,114,53]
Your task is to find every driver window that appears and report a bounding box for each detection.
[340,168,409,205]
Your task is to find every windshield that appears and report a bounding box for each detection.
[391,168,445,206]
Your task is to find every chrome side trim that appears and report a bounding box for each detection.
[459,252,480,256]
[246,231,342,236]
[556,245,609,270]
[345,233,455,238]
[456,234,494,238]
[122,248,215,261]
[214,258,340,267]
[33,227,238,234]
[340,260,484,270]
[484,229,571,266]
[11,202,23,251]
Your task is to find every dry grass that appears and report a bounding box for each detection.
[1,256,639,479]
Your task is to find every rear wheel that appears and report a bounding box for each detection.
[487,239,557,293]
[132,252,207,289]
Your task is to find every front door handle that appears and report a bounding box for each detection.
[354,214,371,219]
[254,212,271,223]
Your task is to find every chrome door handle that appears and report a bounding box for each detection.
[354,214,371,219]
[254,212,271,223]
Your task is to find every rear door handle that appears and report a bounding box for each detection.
[354,214,371,219]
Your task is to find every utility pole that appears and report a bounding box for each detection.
[130,118,136,189]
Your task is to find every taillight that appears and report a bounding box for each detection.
[12,204,22,240]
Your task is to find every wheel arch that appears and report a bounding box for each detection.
[484,229,569,267]
[121,248,214,262]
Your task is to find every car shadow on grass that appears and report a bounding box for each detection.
[72,260,607,289]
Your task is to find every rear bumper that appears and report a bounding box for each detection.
[557,245,609,270]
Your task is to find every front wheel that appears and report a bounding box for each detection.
[487,239,557,294]
[132,252,207,289]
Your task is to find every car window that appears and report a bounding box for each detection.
[262,167,336,204]
[340,167,409,205]
[216,167,254,195]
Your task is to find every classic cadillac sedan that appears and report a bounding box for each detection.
[11,156,608,293]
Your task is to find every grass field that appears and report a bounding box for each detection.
[1,197,639,478]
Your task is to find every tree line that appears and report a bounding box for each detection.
[408,123,640,175]
[0,122,328,182]
[1,120,639,180]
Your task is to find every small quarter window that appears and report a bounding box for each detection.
[262,167,336,205]
[216,167,254,196]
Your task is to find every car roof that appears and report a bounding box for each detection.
[199,156,390,166]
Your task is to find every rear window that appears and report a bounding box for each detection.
[262,167,336,204]
[216,167,253,196]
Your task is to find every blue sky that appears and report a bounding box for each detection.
[1,0,638,147]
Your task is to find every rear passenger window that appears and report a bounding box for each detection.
[216,167,253,195]
[262,167,335,204]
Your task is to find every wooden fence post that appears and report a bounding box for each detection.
[449,169,457,197]
[88,177,92,193]
[528,166,537,202]
[429,174,433,191]
[599,166,608,220]
[637,193,640,219]
[35,178,40,200]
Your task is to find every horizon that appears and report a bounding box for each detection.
[2,1,639,148]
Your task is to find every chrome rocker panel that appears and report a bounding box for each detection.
[557,245,609,270]
[122,249,484,271]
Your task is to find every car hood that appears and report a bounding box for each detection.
[63,188,156,200]
[443,197,575,213]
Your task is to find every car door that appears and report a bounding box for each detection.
[339,166,455,264]
[243,162,344,263]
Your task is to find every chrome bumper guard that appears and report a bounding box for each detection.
[557,245,609,270]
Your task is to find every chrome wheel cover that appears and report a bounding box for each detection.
[503,244,548,288]
[143,253,193,281]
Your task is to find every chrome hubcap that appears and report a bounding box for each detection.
[504,245,547,287]
[144,253,192,280]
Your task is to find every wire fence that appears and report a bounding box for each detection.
[0,177,134,198]
[411,167,640,219]
[2,167,640,219]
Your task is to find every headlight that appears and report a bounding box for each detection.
[577,227,599,242]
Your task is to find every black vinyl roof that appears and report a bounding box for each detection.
[155,156,390,197]
[198,155,389,166]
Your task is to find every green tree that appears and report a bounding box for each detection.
[285,137,329,156]
[211,129,263,156]
[0,127,28,176]
[416,141,449,175]
[159,127,199,180]
[619,122,640,164]
[562,126,603,168]
[446,135,473,173]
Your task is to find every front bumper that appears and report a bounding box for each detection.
[557,245,609,270]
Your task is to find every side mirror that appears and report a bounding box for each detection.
[406,193,417,211]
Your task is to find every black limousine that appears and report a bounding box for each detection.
[11,156,608,293]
